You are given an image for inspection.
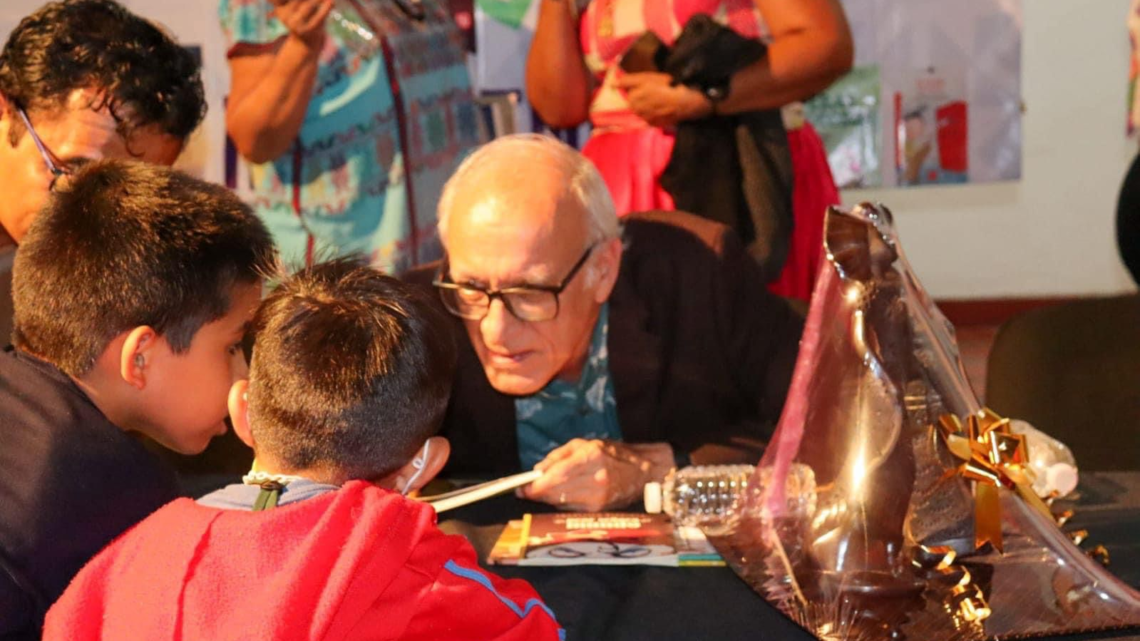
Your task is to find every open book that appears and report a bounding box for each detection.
[487,512,723,567]
[420,470,542,513]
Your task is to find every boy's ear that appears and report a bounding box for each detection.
[228,379,255,450]
[387,436,450,494]
[119,326,159,390]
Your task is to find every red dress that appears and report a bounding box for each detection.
[578,0,839,301]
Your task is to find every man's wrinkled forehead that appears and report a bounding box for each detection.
[446,190,588,284]
[32,89,183,161]
[449,159,583,237]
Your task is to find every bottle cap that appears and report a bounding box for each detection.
[644,481,663,514]
[1046,463,1079,498]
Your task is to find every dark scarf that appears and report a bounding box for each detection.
[654,15,795,282]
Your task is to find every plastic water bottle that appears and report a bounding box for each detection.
[328,3,381,59]
[1009,420,1079,499]
[644,465,754,530]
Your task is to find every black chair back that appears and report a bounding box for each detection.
[985,295,1140,470]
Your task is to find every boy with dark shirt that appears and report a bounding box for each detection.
[44,259,563,640]
[0,160,275,639]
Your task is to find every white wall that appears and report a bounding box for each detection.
[845,0,1138,299]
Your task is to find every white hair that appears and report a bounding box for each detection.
[436,134,620,251]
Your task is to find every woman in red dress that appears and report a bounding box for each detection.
[526,0,850,301]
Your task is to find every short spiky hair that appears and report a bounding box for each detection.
[0,0,205,144]
[12,159,276,375]
[247,258,457,481]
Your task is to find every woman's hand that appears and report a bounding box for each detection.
[225,0,333,162]
[616,72,713,128]
[270,0,334,51]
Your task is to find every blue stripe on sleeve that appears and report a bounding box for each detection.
[443,560,565,639]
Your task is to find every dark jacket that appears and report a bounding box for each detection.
[408,210,804,477]
[0,349,179,640]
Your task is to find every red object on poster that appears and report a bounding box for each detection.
[936,101,968,173]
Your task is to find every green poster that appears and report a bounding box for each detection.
[804,65,882,189]
[477,0,534,29]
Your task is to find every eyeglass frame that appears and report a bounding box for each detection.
[15,103,74,191]
[432,243,599,322]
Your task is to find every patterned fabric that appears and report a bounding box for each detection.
[219,0,483,272]
[515,304,622,470]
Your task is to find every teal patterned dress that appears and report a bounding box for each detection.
[219,0,483,272]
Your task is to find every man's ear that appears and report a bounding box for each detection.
[387,436,450,494]
[119,326,159,390]
[591,236,623,304]
[228,379,255,449]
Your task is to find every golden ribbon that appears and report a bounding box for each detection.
[913,545,992,625]
[936,408,1054,553]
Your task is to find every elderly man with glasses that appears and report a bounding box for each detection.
[416,134,804,512]
[0,0,205,342]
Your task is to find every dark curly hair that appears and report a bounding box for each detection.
[0,0,206,147]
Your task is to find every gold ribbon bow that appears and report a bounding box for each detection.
[936,408,1054,553]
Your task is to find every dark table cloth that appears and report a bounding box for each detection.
[437,472,1140,641]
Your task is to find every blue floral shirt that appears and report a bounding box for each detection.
[515,304,622,469]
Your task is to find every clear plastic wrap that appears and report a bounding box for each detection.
[711,203,1140,639]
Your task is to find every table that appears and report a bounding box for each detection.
[437,472,1140,641]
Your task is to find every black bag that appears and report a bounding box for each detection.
[651,16,794,281]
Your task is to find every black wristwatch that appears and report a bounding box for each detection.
[703,79,731,115]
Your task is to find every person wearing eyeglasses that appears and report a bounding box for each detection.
[0,0,206,344]
[411,134,803,513]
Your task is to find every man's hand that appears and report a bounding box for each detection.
[520,439,675,512]
[616,72,713,128]
[270,0,334,51]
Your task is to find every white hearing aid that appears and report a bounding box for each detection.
[402,440,431,495]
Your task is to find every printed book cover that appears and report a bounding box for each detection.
[487,513,724,567]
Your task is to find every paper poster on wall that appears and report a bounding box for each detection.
[477,0,535,29]
[803,65,881,189]
[816,0,1021,188]
[474,0,537,92]
[895,66,968,186]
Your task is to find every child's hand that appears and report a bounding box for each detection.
[270,0,334,51]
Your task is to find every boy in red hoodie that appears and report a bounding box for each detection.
[44,259,564,641]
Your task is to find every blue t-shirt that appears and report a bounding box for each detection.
[515,304,622,469]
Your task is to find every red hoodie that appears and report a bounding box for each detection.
[43,481,563,641]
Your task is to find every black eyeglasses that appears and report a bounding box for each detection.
[433,244,597,322]
[16,104,75,191]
